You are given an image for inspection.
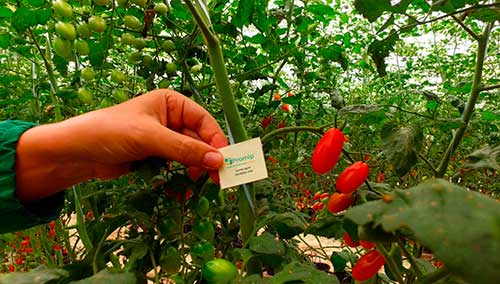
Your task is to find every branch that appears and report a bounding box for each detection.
[418,153,438,176]
[400,3,500,31]
[436,22,494,177]
[451,15,480,41]
[479,83,500,91]
[261,126,324,145]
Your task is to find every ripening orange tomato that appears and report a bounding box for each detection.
[327,193,353,213]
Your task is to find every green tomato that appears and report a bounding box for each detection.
[81,67,95,81]
[77,88,93,104]
[166,62,177,75]
[159,246,181,274]
[121,33,135,45]
[77,23,92,38]
[93,0,110,5]
[52,0,73,19]
[154,3,168,15]
[202,259,238,284]
[195,196,210,216]
[158,79,170,89]
[190,64,202,74]
[161,40,175,52]
[88,16,106,33]
[128,51,142,64]
[116,0,129,7]
[99,97,113,108]
[142,55,153,68]
[55,22,76,41]
[158,218,180,238]
[112,89,129,103]
[193,219,214,242]
[130,0,147,7]
[110,70,126,84]
[74,39,89,55]
[133,38,148,50]
[123,15,141,30]
[52,37,73,60]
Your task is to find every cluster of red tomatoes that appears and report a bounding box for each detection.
[311,128,385,281]
[311,128,369,213]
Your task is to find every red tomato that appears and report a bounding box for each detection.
[311,128,345,174]
[53,244,61,251]
[276,121,286,128]
[376,171,385,183]
[313,191,322,200]
[261,116,273,129]
[327,193,353,214]
[281,103,291,112]
[360,240,375,250]
[287,91,294,97]
[273,93,281,101]
[15,257,23,265]
[312,201,324,211]
[343,232,359,247]
[320,193,330,200]
[8,265,14,272]
[352,250,386,281]
[336,161,369,194]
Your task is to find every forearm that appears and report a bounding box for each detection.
[15,121,96,203]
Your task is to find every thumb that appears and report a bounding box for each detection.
[147,125,224,170]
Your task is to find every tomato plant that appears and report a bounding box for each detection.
[1,0,500,283]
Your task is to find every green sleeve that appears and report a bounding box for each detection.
[0,120,65,234]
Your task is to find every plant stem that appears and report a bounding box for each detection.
[377,244,405,284]
[184,1,255,245]
[72,186,94,252]
[28,28,62,121]
[413,268,450,284]
[261,126,324,145]
[436,23,494,177]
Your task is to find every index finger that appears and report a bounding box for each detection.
[163,90,229,149]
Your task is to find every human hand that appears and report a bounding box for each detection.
[15,89,228,202]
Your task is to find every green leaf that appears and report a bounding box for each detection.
[461,145,500,171]
[35,8,52,25]
[469,7,500,22]
[233,0,254,28]
[368,32,398,76]
[89,38,109,67]
[53,55,69,76]
[271,262,339,284]
[69,269,136,284]
[0,33,11,49]
[281,95,301,105]
[345,179,500,284]
[304,215,343,238]
[481,110,500,121]
[11,7,38,31]
[354,0,392,22]
[0,268,68,284]
[307,4,336,22]
[330,251,349,272]
[28,0,46,7]
[249,232,286,255]
[265,212,308,239]
[381,124,423,176]
[0,7,13,18]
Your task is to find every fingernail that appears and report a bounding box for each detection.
[203,151,223,169]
